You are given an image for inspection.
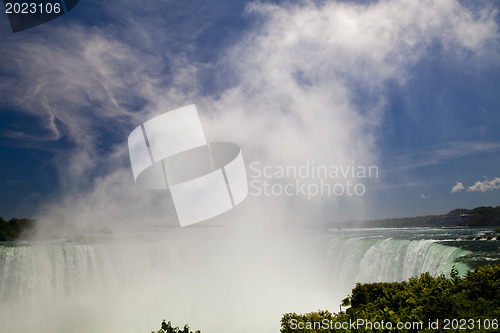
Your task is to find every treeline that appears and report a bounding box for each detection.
[338,206,500,228]
[0,216,35,241]
[281,264,500,332]
[465,206,500,226]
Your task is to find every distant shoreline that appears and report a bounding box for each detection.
[2,206,500,242]
[331,206,500,229]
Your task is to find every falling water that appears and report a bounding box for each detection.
[0,227,476,333]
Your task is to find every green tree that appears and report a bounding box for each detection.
[152,320,201,333]
[0,217,35,241]
[281,264,500,333]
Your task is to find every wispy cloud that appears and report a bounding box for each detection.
[434,142,500,160]
[0,0,498,228]
[389,141,500,171]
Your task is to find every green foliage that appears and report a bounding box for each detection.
[0,216,35,241]
[281,310,341,333]
[281,264,500,332]
[467,206,500,226]
[151,320,201,333]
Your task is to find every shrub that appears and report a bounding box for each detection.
[151,320,201,333]
[281,264,500,332]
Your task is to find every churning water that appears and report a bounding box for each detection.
[0,227,495,333]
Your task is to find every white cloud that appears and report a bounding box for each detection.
[451,182,465,193]
[467,177,500,192]
[420,194,429,199]
[0,0,498,227]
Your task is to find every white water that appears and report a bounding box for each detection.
[0,228,471,333]
[324,237,470,293]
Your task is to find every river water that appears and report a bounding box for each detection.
[0,226,497,333]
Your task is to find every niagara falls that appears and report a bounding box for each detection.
[1,0,500,332]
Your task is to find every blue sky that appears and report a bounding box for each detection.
[0,0,499,224]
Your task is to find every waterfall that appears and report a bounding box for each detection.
[0,239,188,333]
[0,241,180,302]
[324,237,471,299]
[0,229,472,333]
